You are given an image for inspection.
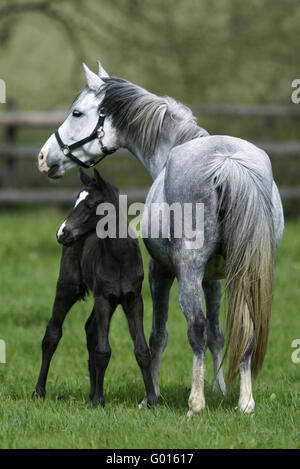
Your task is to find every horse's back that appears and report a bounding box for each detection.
[165,135,273,195]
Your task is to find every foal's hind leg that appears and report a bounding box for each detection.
[122,293,158,407]
[85,308,97,400]
[148,257,174,398]
[92,295,115,407]
[203,280,226,395]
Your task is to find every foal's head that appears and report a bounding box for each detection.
[57,168,117,246]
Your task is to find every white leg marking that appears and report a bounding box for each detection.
[238,364,255,413]
[187,354,205,416]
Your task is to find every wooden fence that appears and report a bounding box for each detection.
[1,101,300,204]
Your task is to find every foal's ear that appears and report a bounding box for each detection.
[79,168,92,186]
[93,168,105,188]
[97,60,109,78]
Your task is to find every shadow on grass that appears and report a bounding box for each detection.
[158,382,239,413]
[28,379,240,414]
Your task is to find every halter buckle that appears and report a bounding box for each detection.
[97,126,105,139]
[62,145,70,156]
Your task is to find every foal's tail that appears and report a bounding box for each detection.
[205,151,276,385]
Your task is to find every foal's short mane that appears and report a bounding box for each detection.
[98,77,207,156]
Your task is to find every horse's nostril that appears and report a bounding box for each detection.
[39,151,44,160]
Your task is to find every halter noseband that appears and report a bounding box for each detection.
[54,108,116,169]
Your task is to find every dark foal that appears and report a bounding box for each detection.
[34,168,157,408]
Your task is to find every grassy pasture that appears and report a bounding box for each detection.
[0,210,299,449]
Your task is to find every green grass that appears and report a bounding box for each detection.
[0,210,299,449]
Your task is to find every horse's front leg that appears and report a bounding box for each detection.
[178,265,207,416]
[203,280,226,395]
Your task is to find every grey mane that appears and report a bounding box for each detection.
[98,77,208,155]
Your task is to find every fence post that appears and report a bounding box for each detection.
[4,98,17,189]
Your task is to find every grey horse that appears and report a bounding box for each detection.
[38,62,284,415]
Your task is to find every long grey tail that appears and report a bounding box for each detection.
[204,152,276,384]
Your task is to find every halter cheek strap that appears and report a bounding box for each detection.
[54,108,116,169]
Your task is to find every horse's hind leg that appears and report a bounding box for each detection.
[238,336,255,413]
[34,282,83,398]
[122,293,158,407]
[203,280,226,395]
[148,257,174,398]
[177,265,207,416]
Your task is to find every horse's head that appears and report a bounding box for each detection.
[38,62,120,179]
[57,168,117,246]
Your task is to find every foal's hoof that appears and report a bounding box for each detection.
[32,386,46,399]
[147,394,159,408]
[92,396,105,408]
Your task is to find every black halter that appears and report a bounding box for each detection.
[54,108,116,169]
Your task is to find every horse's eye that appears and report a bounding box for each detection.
[72,109,82,117]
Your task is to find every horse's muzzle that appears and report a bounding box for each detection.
[38,150,50,174]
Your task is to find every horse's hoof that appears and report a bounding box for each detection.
[187,395,205,416]
[237,398,255,414]
[138,397,147,409]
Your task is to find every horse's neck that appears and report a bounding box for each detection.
[125,122,208,180]
[127,140,171,179]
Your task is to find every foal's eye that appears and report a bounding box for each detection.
[72,109,82,117]
[86,200,97,209]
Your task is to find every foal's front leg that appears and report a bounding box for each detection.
[34,282,82,397]
[34,246,83,398]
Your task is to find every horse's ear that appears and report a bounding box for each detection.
[82,63,103,91]
[97,60,109,78]
[79,168,92,186]
[93,168,105,187]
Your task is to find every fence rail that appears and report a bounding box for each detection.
[1,102,300,204]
